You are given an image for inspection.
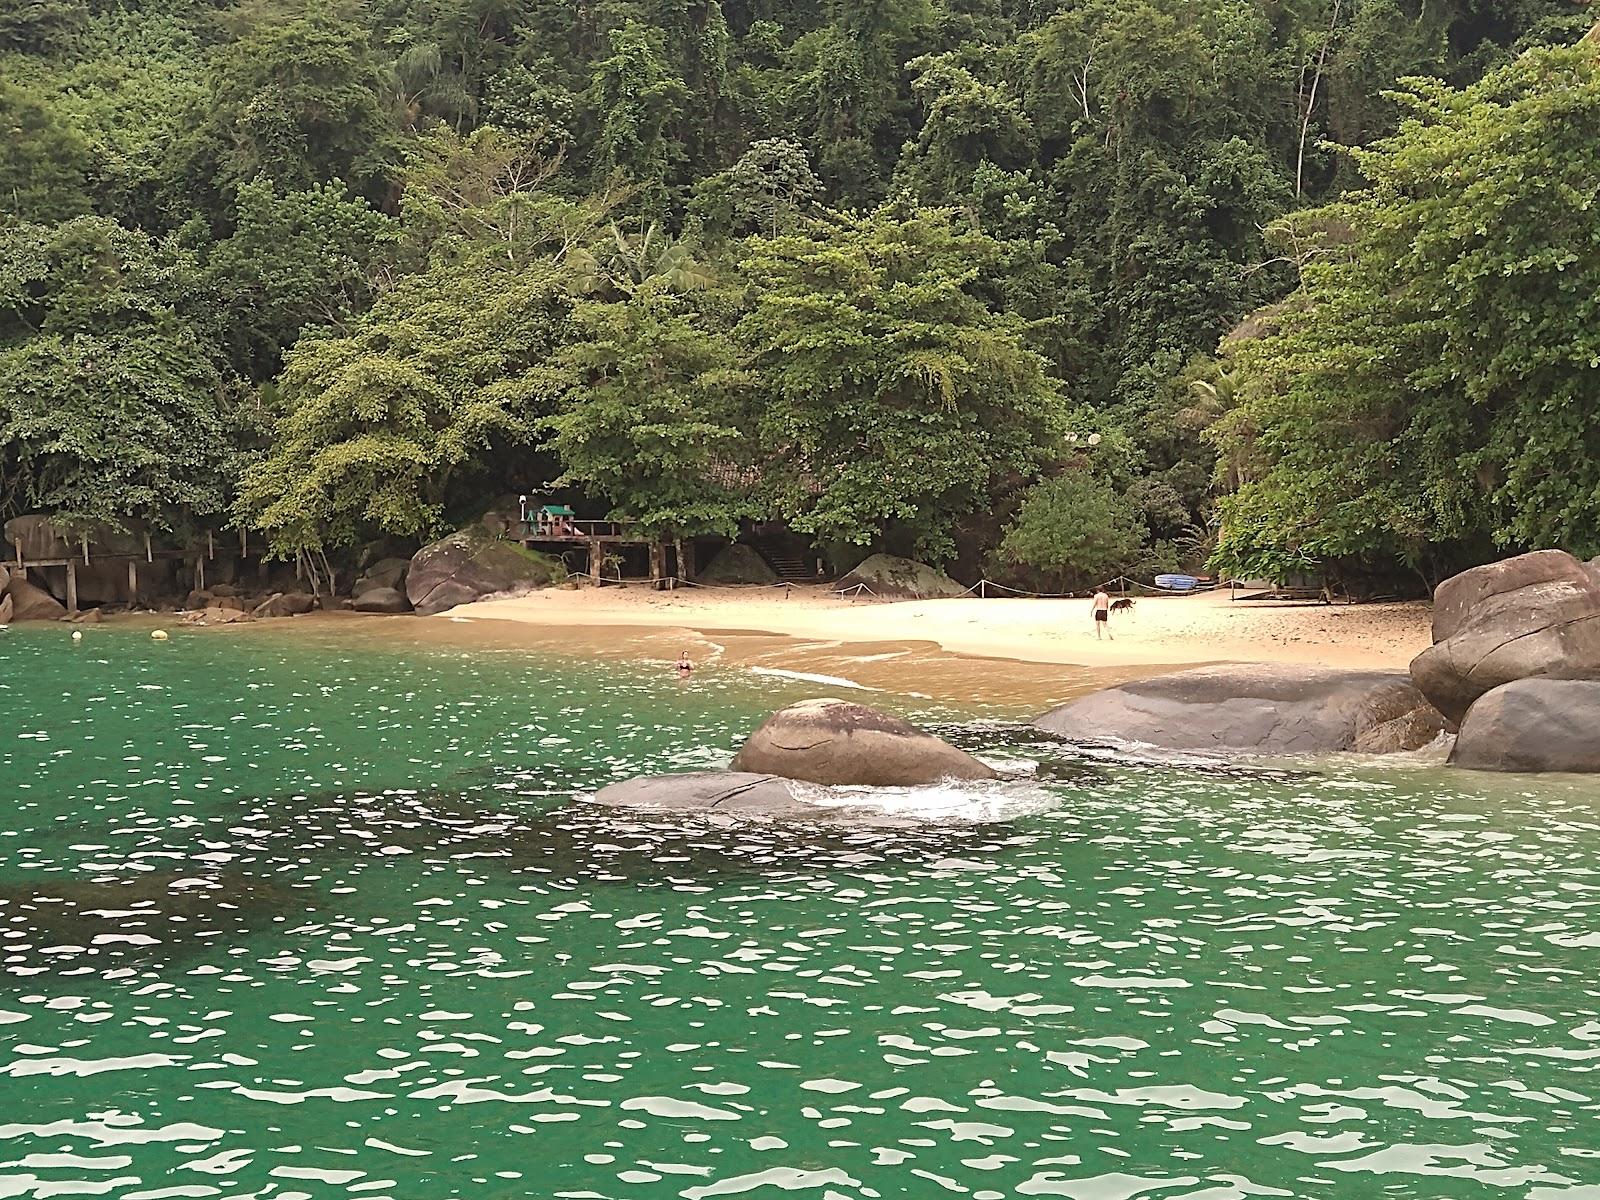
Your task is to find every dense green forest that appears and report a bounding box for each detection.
[1,0,1595,589]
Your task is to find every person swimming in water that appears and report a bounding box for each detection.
[676,651,694,677]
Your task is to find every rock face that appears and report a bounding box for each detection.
[590,771,926,826]
[835,553,965,599]
[1034,664,1444,755]
[354,557,411,596]
[0,593,11,625]
[406,529,562,616]
[353,586,412,614]
[252,592,316,618]
[730,698,996,785]
[697,543,778,586]
[182,606,254,626]
[1410,550,1600,724]
[1451,678,1600,773]
[6,576,67,622]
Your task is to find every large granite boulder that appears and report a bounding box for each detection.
[698,543,778,586]
[835,554,964,599]
[1034,664,1444,755]
[182,606,254,626]
[0,563,9,598]
[252,592,316,618]
[0,592,11,625]
[591,772,941,827]
[6,576,67,622]
[407,529,562,616]
[353,556,411,596]
[3,515,149,560]
[353,586,412,614]
[730,698,996,785]
[1451,678,1600,773]
[1410,550,1600,724]
[3,515,75,560]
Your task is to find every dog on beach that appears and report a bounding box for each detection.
[1108,597,1135,614]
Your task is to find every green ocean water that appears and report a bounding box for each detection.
[1,621,1598,1200]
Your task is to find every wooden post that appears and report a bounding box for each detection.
[195,556,205,592]
[144,533,152,563]
[66,561,78,615]
[82,537,90,565]
[127,560,138,603]
[649,542,665,588]
[588,539,604,583]
[208,530,215,560]
[240,527,247,558]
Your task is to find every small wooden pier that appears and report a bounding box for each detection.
[516,518,684,583]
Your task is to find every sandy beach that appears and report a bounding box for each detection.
[453,583,1431,668]
[438,583,1432,708]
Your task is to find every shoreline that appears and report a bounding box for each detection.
[448,584,1432,671]
[29,584,1432,716]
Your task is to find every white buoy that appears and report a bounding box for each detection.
[72,630,83,641]
[151,630,169,641]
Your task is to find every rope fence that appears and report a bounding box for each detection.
[564,567,1219,602]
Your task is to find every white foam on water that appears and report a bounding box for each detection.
[747,666,872,691]
[800,779,1061,824]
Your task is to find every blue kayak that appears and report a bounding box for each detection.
[1153,574,1200,592]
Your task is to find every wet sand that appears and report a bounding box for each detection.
[127,583,1433,715]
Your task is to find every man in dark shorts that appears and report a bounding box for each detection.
[1090,588,1112,639]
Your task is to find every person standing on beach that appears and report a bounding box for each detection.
[1090,588,1112,639]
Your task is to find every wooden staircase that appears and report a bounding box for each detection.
[751,542,815,582]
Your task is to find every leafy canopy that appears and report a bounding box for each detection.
[736,204,1068,560]
[1211,38,1600,580]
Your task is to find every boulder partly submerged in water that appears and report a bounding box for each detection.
[731,698,997,785]
[591,771,924,827]
[1034,664,1445,755]
[835,553,964,599]
[1451,677,1600,773]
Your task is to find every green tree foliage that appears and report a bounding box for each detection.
[205,181,398,379]
[3,0,1589,582]
[0,218,245,530]
[736,205,1066,559]
[0,78,92,222]
[172,7,402,219]
[587,22,690,208]
[542,282,750,536]
[233,255,576,557]
[0,330,240,532]
[1211,37,1600,581]
[995,468,1146,590]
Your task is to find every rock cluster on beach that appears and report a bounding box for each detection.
[1031,548,1600,775]
[1416,550,1600,773]
[594,698,995,821]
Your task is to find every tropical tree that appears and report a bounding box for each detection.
[1211,35,1600,582]
[736,203,1067,560]
[995,468,1146,591]
[541,281,751,537]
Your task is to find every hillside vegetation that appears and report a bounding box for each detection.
[2,0,1593,589]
